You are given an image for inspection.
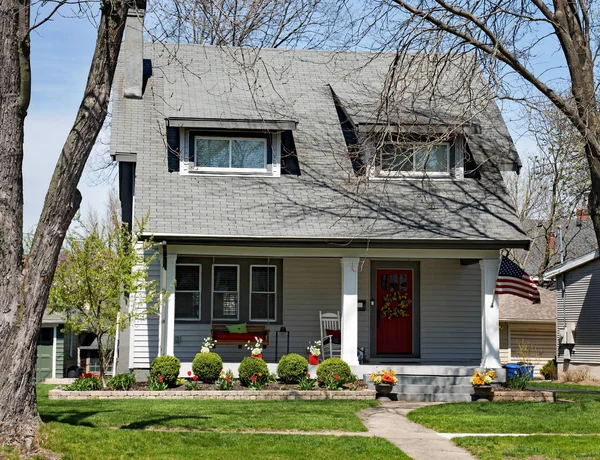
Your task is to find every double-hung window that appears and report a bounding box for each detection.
[250,266,276,321]
[213,265,239,320]
[195,136,267,172]
[379,142,450,176]
[175,265,201,320]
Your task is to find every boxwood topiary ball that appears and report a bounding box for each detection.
[149,355,181,387]
[238,356,269,387]
[316,357,353,386]
[277,354,309,384]
[192,352,223,383]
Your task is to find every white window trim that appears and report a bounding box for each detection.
[211,264,240,321]
[175,263,202,321]
[249,265,277,322]
[179,130,281,178]
[378,142,450,177]
[194,135,268,172]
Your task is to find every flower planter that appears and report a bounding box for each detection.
[473,385,493,401]
[252,354,263,360]
[375,383,394,398]
[308,355,320,365]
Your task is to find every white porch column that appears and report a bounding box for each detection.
[340,257,360,366]
[481,258,501,368]
[165,253,178,356]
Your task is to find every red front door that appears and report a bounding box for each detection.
[376,269,413,354]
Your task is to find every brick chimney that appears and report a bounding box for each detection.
[123,0,146,99]
[576,208,589,227]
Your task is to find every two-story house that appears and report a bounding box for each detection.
[111,7,529,399]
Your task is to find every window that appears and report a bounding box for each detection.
[195,136,267,171]
[213,265,239,320]
[250,266,276,321]
[380,143,449,175]
[175,265,201,320]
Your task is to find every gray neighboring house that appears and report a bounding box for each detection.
[545,231,600,379]
[111,7,530,397]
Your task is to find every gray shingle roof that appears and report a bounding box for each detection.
[111,44,528,245]
[498,286,556,322]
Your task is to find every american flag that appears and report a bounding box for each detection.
[495,256,541,303]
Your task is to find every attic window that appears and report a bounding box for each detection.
[195,136,267,172]
[379,143,450,176]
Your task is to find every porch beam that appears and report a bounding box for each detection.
[480,258,501,368]
[341,257,360,366]
[165,253,178,356]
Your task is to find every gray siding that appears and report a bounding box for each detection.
[509,322,555,374]
[557,258,600,364]
[420,260,481,364]
[131,254,161,368]
[133,256,483,367]
[55,328,64,378]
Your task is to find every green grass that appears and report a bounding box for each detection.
[42,423,410,460]
[408,393,600,434]
[37,385,376,432]
[454,435,600,460]
[528,381,600,391]
[37,385,409,459]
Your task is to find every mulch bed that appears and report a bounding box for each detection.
[110,381,369,392]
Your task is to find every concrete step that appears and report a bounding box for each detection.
[394,392,474,403]
[363,374,472,386]
[369,384,474,394]
[359,365,479,376]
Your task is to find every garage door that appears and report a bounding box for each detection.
[36,327,54,383]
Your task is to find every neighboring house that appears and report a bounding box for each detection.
[111,7,530,394]
[498,287,556,376]
[38,312,79,382]
[545,247,600,379]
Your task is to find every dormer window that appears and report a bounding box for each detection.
[380,142,450,176]
[195,136,267,172]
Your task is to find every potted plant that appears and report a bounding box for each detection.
[470,369,496,400]
[369,369,398,397]
[245,337,264,359]
[307,341,321,365]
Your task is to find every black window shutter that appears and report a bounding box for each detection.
[166,126,180,172]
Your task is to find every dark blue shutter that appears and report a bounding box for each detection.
[166,126,180,172]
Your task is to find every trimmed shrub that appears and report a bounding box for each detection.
[238,357,269,387]
[107,372,136,391]
[149,355,181,387]
[192,352,223,383]
[540,359,558,380]
[277,354,309,384]
[316,358,353,387]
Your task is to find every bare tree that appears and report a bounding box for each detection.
[148,0,341,48]
[366,0,600,250]
[0,0,135,450]
[507,103,589,279]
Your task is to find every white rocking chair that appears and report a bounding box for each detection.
[319,311,341,358]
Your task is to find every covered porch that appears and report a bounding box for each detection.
[129,244,503,377]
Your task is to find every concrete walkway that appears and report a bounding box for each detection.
[358,401,476,460]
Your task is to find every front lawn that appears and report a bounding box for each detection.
[454,435,600,460]
[407,393,600,434]
[38,385,375,432]
[528,381,600,391]
[42,423,410,460]
[36,385,409,459]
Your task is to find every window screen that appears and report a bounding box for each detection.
[213,266,239,319]
[175,265,201,319]
[250,266,276,321]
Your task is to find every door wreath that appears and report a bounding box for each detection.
[381,288,411,320]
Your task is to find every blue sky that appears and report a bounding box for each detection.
[23,11,544,232]
[24,12,111,232]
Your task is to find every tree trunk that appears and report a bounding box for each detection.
[0,0,130,451]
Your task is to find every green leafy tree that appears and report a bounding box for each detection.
[48,211,163,386]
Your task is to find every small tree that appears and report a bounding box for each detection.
[48,211,162,386]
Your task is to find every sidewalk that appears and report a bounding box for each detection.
[358,401,476,460]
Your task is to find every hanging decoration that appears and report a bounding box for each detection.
[381,288,411,320]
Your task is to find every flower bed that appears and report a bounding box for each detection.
[48,388,376,401]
